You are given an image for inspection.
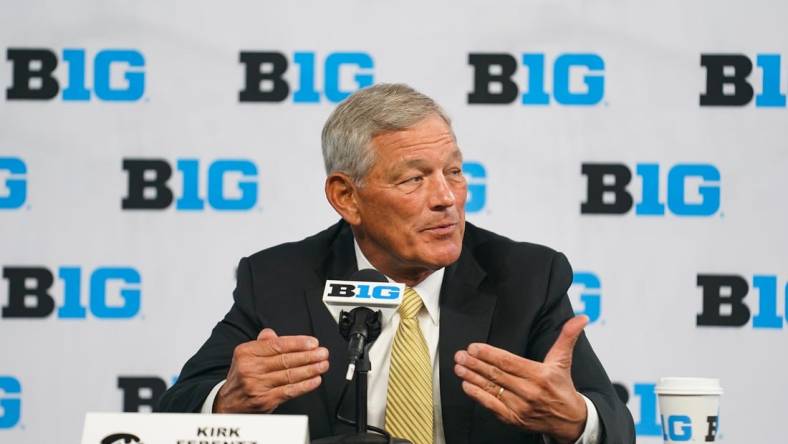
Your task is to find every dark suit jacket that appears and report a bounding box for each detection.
[157,221,635,444]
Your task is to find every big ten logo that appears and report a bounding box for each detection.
[122,158,258,211]
[697,274,787,329]
[700,54,786,107]
[0,157,26,210]
[0,376,21,429]
[239,51,374,103]
[661,414,720,443]
[118,376,175,412]
[5,48,145,101]
[462,161,486,213]
[324,281,402,301]
[0,266,141,319]
[467,53,605,105]
[581,163,721,217]
[569,272,601,324]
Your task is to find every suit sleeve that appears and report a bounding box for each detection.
[527,252,635,444]
[156,257,262,412]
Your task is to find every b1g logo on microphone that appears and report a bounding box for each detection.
[5,48,145,101]
[463,161,486,213]
[1,266,141,319]
[700,54,786,107]
[697,274,787,329]
[0,376,21,429]
[239,51,374,103]
[570,272,601,324]
[323,280,404,307]
[0,157,27,209]
[468,53,605,105]
[581,163,721,217]
[122,158,258,211]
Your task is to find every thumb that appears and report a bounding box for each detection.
[544,315,588,368]
[257,327,278,341]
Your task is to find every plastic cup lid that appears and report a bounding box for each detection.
[655,377,723,395]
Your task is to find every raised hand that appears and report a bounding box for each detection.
[214,328,330,413]
[454,316,589,443]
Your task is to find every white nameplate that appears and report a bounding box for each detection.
[81,412,309,444]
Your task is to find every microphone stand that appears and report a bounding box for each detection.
[312,308,411,444]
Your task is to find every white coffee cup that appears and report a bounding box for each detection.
[655,377,723,443]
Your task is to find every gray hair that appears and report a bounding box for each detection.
[321,83,454,184]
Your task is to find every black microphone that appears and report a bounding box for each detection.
[322,268,403,380]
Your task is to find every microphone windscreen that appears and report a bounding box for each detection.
[349,268,387,283]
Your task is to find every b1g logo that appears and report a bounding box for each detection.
[468,53,605,105]
[612,381,661,437]
[122,158,258,211]
[5,48,145,101]
[661,414,719,442]
[1,266,141,319]
[570,272,601,324]
[700,54,786,107]
[463,161,486,213]
[322,280,404,306]
[239,51,374,103]
[0,157,26,209]
[697,274,787,329]
[0,376,21,429]
[581,163,721,216]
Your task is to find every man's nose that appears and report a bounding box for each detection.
[429,174,457,209]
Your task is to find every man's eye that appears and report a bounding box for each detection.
[403,176,423,184]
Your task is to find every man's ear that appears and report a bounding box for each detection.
[325,172,362,226]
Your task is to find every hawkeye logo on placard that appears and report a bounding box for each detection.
[0,376,21,429]
[0,157,27,209]
[122,158,258,211]
[581,163,721,217]
[570,272,601,324]
[697,274,787,329]
[239,51,374,103]
[5,48,145,101]
[701,53,786,107]
[468,52,605,105]
[1,266,141,319]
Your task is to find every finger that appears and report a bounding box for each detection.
[267,375,323,404]
[261,347,329,372]
[461,380,515,424]
[463,343,540,378]
[254,335,320,357]
[544,315,588,368]
[264,360,330,387]
[455,350,527,399]
[257,328,278,341]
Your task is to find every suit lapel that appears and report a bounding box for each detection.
[303,222,358,434]
[439,242,496,444]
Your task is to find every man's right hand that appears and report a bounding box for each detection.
[213,328,330,413]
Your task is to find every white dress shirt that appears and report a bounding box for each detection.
[202,240,600,444]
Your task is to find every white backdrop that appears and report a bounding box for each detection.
[1,1,787,442]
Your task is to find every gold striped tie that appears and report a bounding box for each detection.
[385,287,433,444]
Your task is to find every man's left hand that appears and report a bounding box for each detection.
[454,315,589,444]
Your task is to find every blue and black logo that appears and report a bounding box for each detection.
[701,53,785,107]
[239,51,374,103]
[5,48,145,101]
[468,53,605,105]
[697,274,787,329]
[581,163,721,216]
[1,266,141,319]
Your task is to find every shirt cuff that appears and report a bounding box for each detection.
[542,394,600,444]
[200,379,227,413]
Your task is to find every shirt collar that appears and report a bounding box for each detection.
[354,238,442,326]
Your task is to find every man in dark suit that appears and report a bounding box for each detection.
[157,84,635,444]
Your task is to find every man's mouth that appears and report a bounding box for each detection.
[422,223,457,236]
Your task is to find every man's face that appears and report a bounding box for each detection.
[352,114,467,277]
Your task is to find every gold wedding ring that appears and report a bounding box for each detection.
[496,386,504,400]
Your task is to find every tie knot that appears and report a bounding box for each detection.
[399,287,423,320]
